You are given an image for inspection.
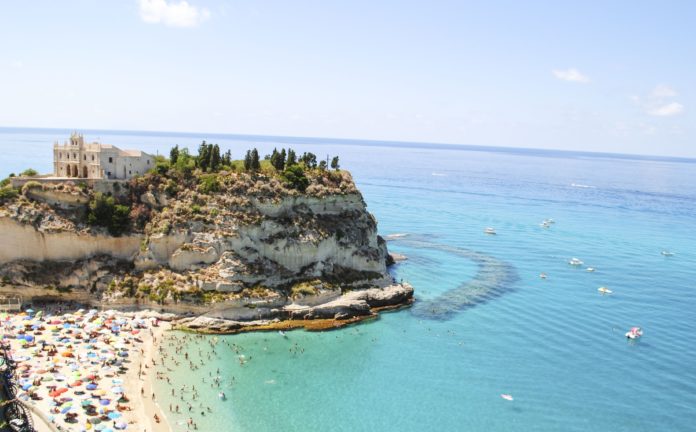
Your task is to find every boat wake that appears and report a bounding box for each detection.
[389,237,519,320]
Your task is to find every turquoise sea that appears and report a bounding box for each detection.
[2,128,696,431]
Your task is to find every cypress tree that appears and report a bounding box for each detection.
[170,145,179,164]
[250,148,261,171]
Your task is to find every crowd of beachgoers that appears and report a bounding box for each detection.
[1,304,169,432]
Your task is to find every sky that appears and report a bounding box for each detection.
[0,1,694,157]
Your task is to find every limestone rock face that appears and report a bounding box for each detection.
[0,187,408,322]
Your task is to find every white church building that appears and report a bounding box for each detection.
[53,133,155,180]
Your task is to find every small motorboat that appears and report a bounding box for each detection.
[597,287,612,295]
[586,267,596,272]
[501,394,513,401]
[218,391,226,400]
[661,251,674,257]
[278,330,287,338]
[539,273,547,279]
[484,227,497,235]
[625,327,643,339]
[568,257,584,266]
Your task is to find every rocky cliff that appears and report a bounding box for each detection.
[0,169,412,330]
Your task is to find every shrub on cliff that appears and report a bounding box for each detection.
[198,174,220,194]
[282,165,309,192]
[87,192,131,236]
[0,187,18,205]
[21,181,43,195]
[20,168,38,177]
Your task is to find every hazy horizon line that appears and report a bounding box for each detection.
[1,125,694,164]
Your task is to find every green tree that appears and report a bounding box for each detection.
[287,149,297,166]
[270,148,285,171]
[198,141,210,172]
[250,148,261,171]
[210,144,221,171]
[244,150,252,171]
[20,168,38,177]
[170,145,180,165]
[87,193,131,236]
[222,150,232,167]
[318,160,327,170]
[331,156,340,170]
[301,152,317,169]
[282,165,309,192]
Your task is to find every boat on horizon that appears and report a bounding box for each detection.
[568,257,584,266]
[625,327,643,339]
[484,227,497,235]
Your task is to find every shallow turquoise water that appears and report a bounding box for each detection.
[2,128,695,431]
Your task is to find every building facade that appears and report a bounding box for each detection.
[53,133,155,180]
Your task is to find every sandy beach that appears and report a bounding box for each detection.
[1,307,174,432]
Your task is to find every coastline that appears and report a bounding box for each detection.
[133,321,172,432]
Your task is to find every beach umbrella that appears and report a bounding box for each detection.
[107,412,121,420]
[110,386,123,394]
[99,399,110,406]
[114,422,127,430]
[89,418,102,425]
[60,406,72,414]
[81,400,94,407]
[86,383,98,390]
[93,389,107,396]
[26,309,35,314]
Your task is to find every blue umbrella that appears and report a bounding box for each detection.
[107,412,121,420]
[86,383,98,390]
[99,399,110,406]
[60,406,72,414]
[26,309,34,314]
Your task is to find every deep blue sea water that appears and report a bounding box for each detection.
[2,128,695,431]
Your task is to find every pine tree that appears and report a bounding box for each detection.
[301,152,317,169]
[280,148,287,169]
[250,148,261,171]
[170,145,180,164]
[210,144,221,171]
[198,141,210,172]
[331,156,340,170]
[222,150,232,167]
[244,150,252,171]
[287,149,297,166]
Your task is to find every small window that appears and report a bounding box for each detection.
[129,170,132,175]
[92,155,95,161]
[59,152,62,159]
[107,171,111,177]
[147,160,150,165]
[109,157,113,163]
[73,153,76,159]
[83,155,86,160]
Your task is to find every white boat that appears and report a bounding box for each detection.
[568,257,584,266]
[218,391,226,400]
[278,330,287,338]
[501,394,513,401]
[484,227,497,235]
[625,327,643,339]
[597,287,612,295]
[586,267,595,272]
[661,251,674,257]
[539,273,547,279]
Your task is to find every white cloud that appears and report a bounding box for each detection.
[651,84,677,98]
[552,68,590,83]
[648,102,684,117]
[633,84,684,117]
[138,0,210,28]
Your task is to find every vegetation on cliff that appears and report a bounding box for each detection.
[0,142,351,238]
